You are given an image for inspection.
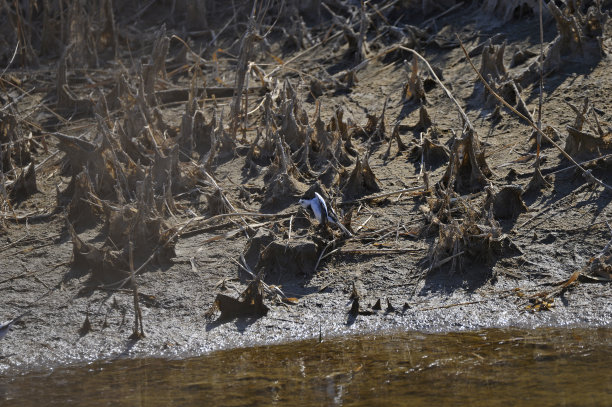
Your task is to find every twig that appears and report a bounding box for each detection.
[230,2,258,138]
[0,234,32,253]
[397,46,473,131]
[421,2,464,27]
[0,41,19,77]
[359,225,394,238]
[266,0,400,79]
[354,215,373,233]
[314,241,335,273]
[0,269,36,285]
[537,0,544,135]
[419,131,425,176]
[365,229,396,244]
[285,215,293,253]
[170,35,208,65]
[335,248,421,255]
[395,220,401,243]
[431,251,465,269]
[180,211,290,229]
[517,184,591,229]
[124,0,156,23]
[530,0,550,187]
[266,31,342,78]
[128,239,145,339]
[321,247,340,260]
[0,210,51,221]
[198,221,269,246]
[231,256,286,298]
[420,300,485,311]
[546,154,612,176]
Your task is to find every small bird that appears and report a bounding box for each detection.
[0,312,29,340]
[299,192,352,236]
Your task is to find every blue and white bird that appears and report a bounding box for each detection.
[299,192,352,236]
[0,312,29,340]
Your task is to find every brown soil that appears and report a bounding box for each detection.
[1,1,611,373]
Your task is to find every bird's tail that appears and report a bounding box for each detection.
[332,219,353,237]
[11,310,31,324]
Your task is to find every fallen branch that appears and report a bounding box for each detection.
[420,300,485,311]
[198,221,271,245]
[0,210,53,221]
[341,185,424,205]
[180,211,291,229]
[334,248,422,255]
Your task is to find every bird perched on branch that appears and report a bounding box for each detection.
[298,192,352,237]
[0,312,29,340]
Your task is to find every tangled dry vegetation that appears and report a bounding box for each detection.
[0,0,611,337]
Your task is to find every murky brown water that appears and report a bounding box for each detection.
[2,328,612,406]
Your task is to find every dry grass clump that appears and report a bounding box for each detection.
[517,1,610,85]
[340,155,381,199]
[564,98,612,160]
[408,129,450,171]
[68,176,177,284]
[484,185,528,219]
[403,56,426,103]
[425,186,521,274]
[439,128,493,193]
[0,109,39,204]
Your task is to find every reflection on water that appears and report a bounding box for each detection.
[2,328,612,406]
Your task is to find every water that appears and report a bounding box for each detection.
[2,328,612,406]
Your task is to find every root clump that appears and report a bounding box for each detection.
[341,155,381,200]
[427,190,520,274]
[440,129,493,193]
[485,185,528,220]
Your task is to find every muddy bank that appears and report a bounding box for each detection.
[1,1,611,374]
[5,328,612,406]
[2,268,612,374]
